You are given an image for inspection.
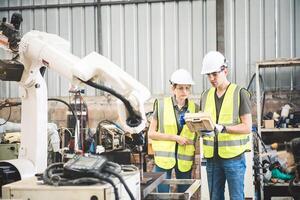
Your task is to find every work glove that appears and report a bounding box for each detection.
[215,124,227,134]
[200,130,215,137]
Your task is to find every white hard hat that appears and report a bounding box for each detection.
[170,69,195,85]
[201,51,228,74]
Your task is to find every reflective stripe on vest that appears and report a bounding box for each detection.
[152,97,196,172]
[203,135,250,147]
[155,151,176,157]
[202,84,251,159]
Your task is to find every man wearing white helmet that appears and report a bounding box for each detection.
[148,69,199,193]
[200,51,252,200]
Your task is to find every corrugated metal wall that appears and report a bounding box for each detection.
[99,0,215,96]
[224,0,300,91]
[0,0,299,98]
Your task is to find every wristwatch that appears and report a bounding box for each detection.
[221,126,227,133]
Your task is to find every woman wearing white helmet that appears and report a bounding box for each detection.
[200,51,252,200]
[148,69,199,193]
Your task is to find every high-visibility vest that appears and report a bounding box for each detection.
[201,84,251,159]
[152,97,196,172]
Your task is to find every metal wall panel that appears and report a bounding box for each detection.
[0,0,299,99]
[136,3,151,93]
[224,0,300,91]
[58,1,72,96]
[102,0,214,95]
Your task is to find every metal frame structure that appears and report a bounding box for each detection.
[255,58,300,200]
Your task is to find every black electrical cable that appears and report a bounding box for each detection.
[0,100,21,126]
[42,162,64,185]
[0,101,21,109]
[259,74,265,122]
[93,171,120,200]
[103,167,135,200]
[247,73,265,122]
[48,98,78,134]
[253,130,271,162]
[48,98,80,156]
[246,73,255,91]
[0,106,11,126]
[43,164,102,186]
[261,92,266,122]
[41,162,120,200]
[81,79,142,128]
[104,161,122,173]
[247,73,265,92]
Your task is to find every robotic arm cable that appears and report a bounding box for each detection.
[82,79,142,128]
[101,161,136,200]
[0,100,22,126]
[39,156,136,200]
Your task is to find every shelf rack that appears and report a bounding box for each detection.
[255,58,300,200]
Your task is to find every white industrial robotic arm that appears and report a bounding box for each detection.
[19,30,150,133]
[0,14,150,176]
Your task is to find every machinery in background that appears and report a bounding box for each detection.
[271,138,300,199]
[0,143,19,160]
[0,100,21,161]
[0,117,60,162]
[37,154,137,200]
[262,104,300,129]
[94,117,153,185]
[66,88,88,153]
[0,132,20,161]
[96,120,126,152]
[3,154,140,200]
[0,12,150,199]
[0,119,61,196]
[95,120,145,165]
[0,100,21,133]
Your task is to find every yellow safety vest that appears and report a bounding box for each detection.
[201,84,251,159]
[152,97,196,172]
